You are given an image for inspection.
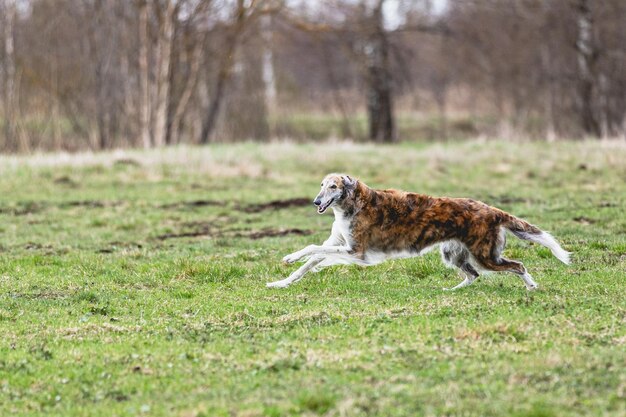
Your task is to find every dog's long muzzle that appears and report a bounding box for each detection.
[315,197,334,213]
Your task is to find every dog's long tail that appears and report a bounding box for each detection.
[504,216,571,264]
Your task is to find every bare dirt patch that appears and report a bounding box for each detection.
[24,242,52,250]
[0,200,123,216]
[60,200,123,209]
[241,197,311,213]
[487,195,535,205]
[156,230,215,240]
[159,197,311,213]
[53,175,79,187]
[154,222,311,241]
[159,200,225,210]
[0,202,46,216]
[573,216,596,225]
[21,242,69,256]
[97,241,143,253]
[239,228,312,240]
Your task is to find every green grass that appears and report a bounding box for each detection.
[0,141,625,417]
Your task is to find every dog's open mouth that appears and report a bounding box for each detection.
[317,199,334,214]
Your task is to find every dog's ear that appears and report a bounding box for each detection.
[342,175,357,190]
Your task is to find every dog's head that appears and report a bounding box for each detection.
[313,173,358,214]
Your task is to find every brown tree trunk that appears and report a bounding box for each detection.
[152,0,176,147]
[365,1,395,143]
[87,1,110,150]
[167,35,203,145]
[200,0,246,144]
[261,14,276,137]
[540,43,557,141]
[435,89,448,141]
[322,45,354,139]
[97,26,109,149]
[575,0,601,137]
[2,0,18,150]
[200,66,228,144]
[137,0,151,148]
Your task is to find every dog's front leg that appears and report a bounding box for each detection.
[283,245,350,264]
[282,230,343,265]
[282,244,316,264]
[267,256,323,288]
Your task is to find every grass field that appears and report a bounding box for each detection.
[0,141,625,417]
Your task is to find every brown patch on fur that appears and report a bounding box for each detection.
[338,180,540,270]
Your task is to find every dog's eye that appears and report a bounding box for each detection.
[330,185,337,189]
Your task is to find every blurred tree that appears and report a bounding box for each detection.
[200,0,249,144]
[0,0,624,151]
[1,0,21,150]
[152,0,177,147]
[574,0,601,137]
[363,0,395,142]
[137,0,151,148]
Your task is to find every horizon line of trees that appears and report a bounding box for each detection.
[1,0,625,153]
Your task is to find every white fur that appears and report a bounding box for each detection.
[518,231,571,264]
[521,272,539,290]
[364,249,415,264]
[331,208,353,247]
[267,257,323,288]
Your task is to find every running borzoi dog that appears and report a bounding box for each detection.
[266,173,570,290]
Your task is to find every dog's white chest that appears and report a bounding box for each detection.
[331,209,353,247]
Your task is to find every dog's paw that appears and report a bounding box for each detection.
[282,253,301,264]
[266,280,291,288]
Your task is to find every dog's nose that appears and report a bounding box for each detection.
[313,198,321,206]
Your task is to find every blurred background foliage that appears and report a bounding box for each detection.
[0,0,625,152]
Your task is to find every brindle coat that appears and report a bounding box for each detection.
[342,180,538,271]
[266,174,569,290]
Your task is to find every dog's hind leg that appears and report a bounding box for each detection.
[476,256,538,290]
[267,257,323,288]
[470,228,538,290]
[441,242,480,291]
[444,262,479,291]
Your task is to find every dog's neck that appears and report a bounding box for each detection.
[337,180,371,218]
